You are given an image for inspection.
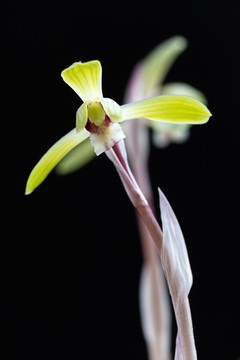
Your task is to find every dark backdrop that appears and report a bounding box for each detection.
[4,1,240,359]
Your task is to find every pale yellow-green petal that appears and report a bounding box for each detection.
[61,60,103,102]
[161,82,207,104]
[55,138,96,175]
[76,101,88,132]
[101,98,123,122]
[142,36,188,94]
[121,95,211,124]
[25,128,90,195]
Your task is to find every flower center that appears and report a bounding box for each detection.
[87,101,106,126]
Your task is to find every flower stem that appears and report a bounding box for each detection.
[106,141,163,256]
[136,203,163,254]
[125,118,172,360]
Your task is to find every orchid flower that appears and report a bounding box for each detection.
[124,36,207,148]
[123,37,208,360]
[25,59,211,360]
[25,59,210,195]
[55,37,206,176]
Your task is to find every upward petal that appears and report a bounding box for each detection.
[121,95,211,124]
[61,60,103,102]
[25,128,90,195]
[142,36,188,94]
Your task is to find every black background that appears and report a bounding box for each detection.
[4,1,240,359]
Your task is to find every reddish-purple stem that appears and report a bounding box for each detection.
[109,142,163,256]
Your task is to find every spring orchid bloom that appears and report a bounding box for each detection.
[122,38,208,360]
[25,56,211,360]
[25,60,211,195]
[125,36,207,148]
[56,37,206,177]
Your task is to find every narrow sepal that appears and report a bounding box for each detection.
[25,128,90,194]
[122,95,211,124]
[55,138,95,175]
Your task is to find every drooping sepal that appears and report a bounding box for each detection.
[25,128,90,194]
[55,138,96,175]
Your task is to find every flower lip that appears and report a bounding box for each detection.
[25,58,212,195]
[85,116,111,134]
[88,117,126,155]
